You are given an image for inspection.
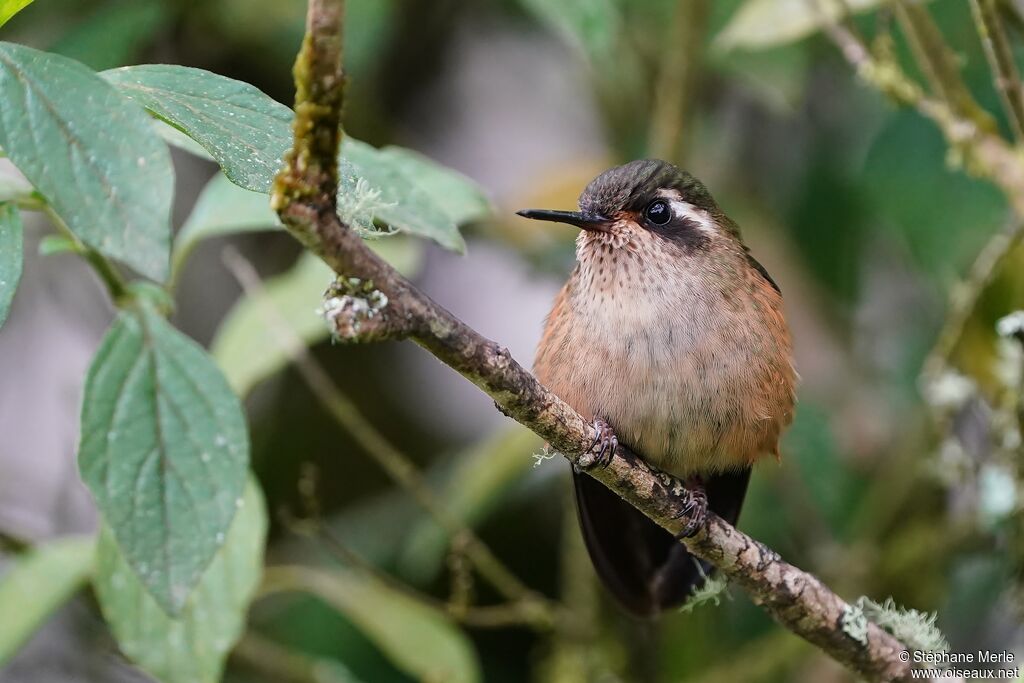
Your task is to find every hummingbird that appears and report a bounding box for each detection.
[519,159,797,616]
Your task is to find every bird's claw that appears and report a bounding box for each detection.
[673,485,708,539]
[579,418,617,470]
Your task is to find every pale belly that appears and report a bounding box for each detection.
[534,270,794,478]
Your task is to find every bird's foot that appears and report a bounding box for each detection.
[577,418,618,470]
[673,478,708,539]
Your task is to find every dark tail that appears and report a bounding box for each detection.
[572,467,751,617]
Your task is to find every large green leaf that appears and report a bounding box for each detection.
[0,0,35,28]
[94,480,266,683]
[78,306,250,614]
[0,43,173,281]
[0,202,22,328]
[263,566,481,683]
[398,428,539,583]
[716,0,885,51]
[101,63,486,250]
[173,172,279,276]
[0,536,94,665]
[211,238,423,397]
[100,64,488,250]
[102,65,292,193]
[373,146,492,229]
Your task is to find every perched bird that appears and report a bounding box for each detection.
[519,160,796,617]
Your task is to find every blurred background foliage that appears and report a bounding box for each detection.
[1,0,1023,681]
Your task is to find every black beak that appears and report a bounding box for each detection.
[516,209,612,232]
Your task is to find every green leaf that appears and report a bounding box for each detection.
[519,0,620,62]
[375,146,492,228]
[263,566,481,683]
[99,63,487,249]
[0,43,174,282]
[94,479,266,683]
[173,172,278,275]
[716,0,886,50]
[340,139,474,253]
[0,536,94,666]
[0,202,22,329]
[211,239,423,397]
[0,43,173,282]
[102,65,292,193]
[0,0,35,28]
[398,428,539,583]
[78,306,250,614]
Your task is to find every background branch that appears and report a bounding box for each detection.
[270,0,917,680]
[221,246,556,627]
[971,0,1024,141]
[894,0,997,132]
[820,13,1024,216]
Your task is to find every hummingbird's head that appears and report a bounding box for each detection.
[517,159,738,255]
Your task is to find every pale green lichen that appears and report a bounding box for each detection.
[336,177,397,236]
[532,445,556,468]
[854,597,950,653]
[679,566,729,613]
[841,602,869,645]
[319,276,389,337]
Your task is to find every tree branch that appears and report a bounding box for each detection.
[270,0,917,680]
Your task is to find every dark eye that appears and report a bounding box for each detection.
[644,199,671,226]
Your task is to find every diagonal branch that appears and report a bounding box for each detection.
[271,0,917,680]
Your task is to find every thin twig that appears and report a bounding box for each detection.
[270,0,917,680]
[971,0,1024,142]
[221,246,555,626]
[259,564,549,631]
[42,205,128,304]
[283,511,553,629]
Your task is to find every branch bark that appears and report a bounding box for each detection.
[270,0,917,680]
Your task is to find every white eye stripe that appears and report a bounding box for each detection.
[663,198,716,234]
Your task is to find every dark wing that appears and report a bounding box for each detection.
[745,251,780,294]
[573,467,751,616]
